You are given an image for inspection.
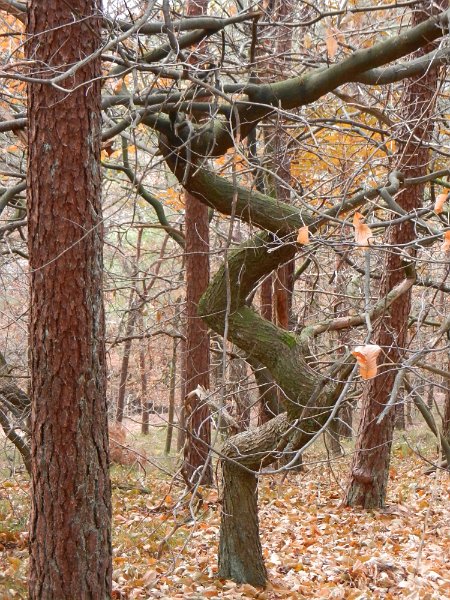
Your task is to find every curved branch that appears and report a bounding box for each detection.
[160,133,403,236]
[104,161,185,248]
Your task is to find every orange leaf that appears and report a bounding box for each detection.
[297,226,310,245]
[326,28,338,58]
[353,212,373,247]
[352,344,382,379]
[434,192,448,214]
[443,230,450,253]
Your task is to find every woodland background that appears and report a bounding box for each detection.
[0,0,449,598]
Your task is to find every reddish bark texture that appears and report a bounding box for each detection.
[27,1,112,598]
[182,0,213,485]
[260,277,273,322]
[273,0,294,331]
[346,2,445,508]
[183,191,212,484]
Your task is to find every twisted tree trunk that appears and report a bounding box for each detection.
[160,112,414,584]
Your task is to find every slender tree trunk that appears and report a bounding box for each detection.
[272,0,294,332]
[328,254,351,455]
[139,312,150,435]
[182,0,213,485]
[27,2,112,597]
[165,304,181,454]
[177,332,187,452]
[346,1,445,508]
[165,340,177,455]
[116,296,139,422]
[116,229,143,422]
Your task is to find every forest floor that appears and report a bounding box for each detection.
[0,424,449,599]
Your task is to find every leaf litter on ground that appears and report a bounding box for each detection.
[0,449,449,599]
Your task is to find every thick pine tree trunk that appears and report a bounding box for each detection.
[346,1,445,508]
[27,1,112,598]
[182,0,213,486]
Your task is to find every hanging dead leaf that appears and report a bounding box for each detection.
[352,344,382,379]
[326,28,338,59]
[353,212,373,247]
[434,192,448,214]
[442,230,450,253]
[297,226,310,245]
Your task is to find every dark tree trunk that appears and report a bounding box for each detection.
[139,314,150,435]
[328,254,352,454]
[116,295,138,422]
[116,229,144,422]
[177,331,187,452]
[218,462,266,586]
[346,1,445,508]
[139,234,169,431]
[182,0,212,486]
[165,325,179,455]
[27,1,112,598]
[116,228,143,422]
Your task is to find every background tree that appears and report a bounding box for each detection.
[346,0,448,509]
[181,0,213,487]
